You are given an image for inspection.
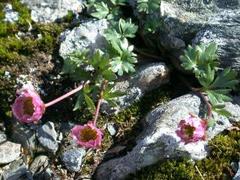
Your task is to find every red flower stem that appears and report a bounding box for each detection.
[93,98,102,126]
[93,80,108,126]
[45,80,90,108]
[178,75,212,119]
[195,91,212,119]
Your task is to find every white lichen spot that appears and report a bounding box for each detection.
[3,4,19,23]
[4,71,11,79]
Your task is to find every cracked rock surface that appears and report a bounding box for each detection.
[96,94,240,180]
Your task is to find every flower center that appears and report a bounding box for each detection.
[184,125,195,137]
[23,97,34,116]
[79,127,97,142]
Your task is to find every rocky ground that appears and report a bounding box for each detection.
[0,0,239,180]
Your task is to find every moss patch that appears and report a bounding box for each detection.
[0,0,73,123]
[129,124,240,180]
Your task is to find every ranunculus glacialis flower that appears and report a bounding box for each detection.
[71,121,103,149]
[11,84,45,123]
[176,114,207,144]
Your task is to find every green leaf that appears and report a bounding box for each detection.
[110,0,127,5]
[198,64,215,88]
[209,68,239,89]
[91,2,109,19]
[206,90,232,105]
[102,69,117,81]
[84,93,96,113]
[207,118,216,128]
[180,43,219,75]
[118,18,138,38]
[137,0,160,14]
[212,106,232,117]
[73,93,84,111]
[104,29,121,42]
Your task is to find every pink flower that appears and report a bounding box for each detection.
[71,121,103,149]
[11,84,45,123]
[176,114,207,143]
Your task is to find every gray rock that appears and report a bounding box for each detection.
[0,141,21,165]
[233,161,240,180]
[161,0,240,71]
[96,94,240,180]
[130,0,240,71]
[33,168,59,180]
[37,122,59,153]
[2,159,33,180]
[3,4,19,23]
[20,0,83,23]
[11,122,38,153]
[192,19,240,71]
[59,19,108,58]
[30,155,49,175]
[101,63,170,114]
[0,132,7,144]
[61,148,86,172]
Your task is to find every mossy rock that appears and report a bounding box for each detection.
[129,124,240,180]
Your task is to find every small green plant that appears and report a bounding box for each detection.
[180,42,239,120]
[136,0,161,33]
[62,49,122,111]
[86,0,127,20]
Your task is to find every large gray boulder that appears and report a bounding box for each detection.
[130,0,240,71]
[161,0,240,70]
[20,0,83,23]
[96,94,240,180]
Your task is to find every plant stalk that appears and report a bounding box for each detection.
[93,80,108,126]
[178,75,212,119]
[45,81,90,108]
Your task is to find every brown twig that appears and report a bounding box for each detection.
[93,80,108,126]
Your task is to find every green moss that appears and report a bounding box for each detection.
[63,11,75,23]
[0,0,70,64]
[130,125,240,180]
[0,0,72,123]
[12,0,31,27]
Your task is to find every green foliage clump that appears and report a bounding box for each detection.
[62,17,139,112]
[180,43,239,118]
[62,49,122,112]
[86,0,127,20]
[136,0,161,33]
[12,0,31,27]
[85,0,139,75]
[130,125,240,180]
